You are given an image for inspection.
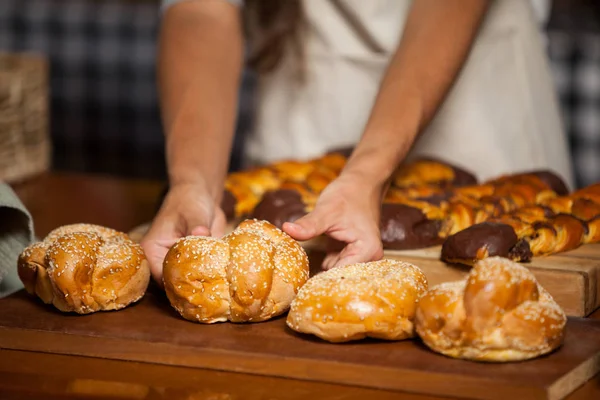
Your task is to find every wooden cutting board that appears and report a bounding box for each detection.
[1,289,600,400]
[385,244,600,318]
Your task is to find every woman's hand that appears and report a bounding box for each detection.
[283,173,385,270]
[140,183,226,285]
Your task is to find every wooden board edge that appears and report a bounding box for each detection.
[0,327,546,400]
[548,351,600,400]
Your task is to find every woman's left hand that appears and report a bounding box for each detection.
[282,173,385,270]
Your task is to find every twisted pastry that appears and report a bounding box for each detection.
[222,152,349,220]
[440,171,566,237]
[442,183,600,265]
[381,171,568,250]
[415,257,566,362]
[392,157,477,189]
[224,154,477,224]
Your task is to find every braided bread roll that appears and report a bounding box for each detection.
[221,152,348,221]
[287,259,428,342]
[17,224,150,314]
[442,183,600,265]
[163,219,309,323]
[380,171,568,250]
[440,171,567,237]
[415,257,566,362]
[392,157,477,189]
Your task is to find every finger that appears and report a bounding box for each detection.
[210,209,227,238]
[334,240,383,269]
[141,217,180,287]
[283,209,332,241]
[190,226,211,236]
[140,240,171,288]
[322,252,340,271]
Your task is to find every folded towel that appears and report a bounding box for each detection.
[0,183,34,298]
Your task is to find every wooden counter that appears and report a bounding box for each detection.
[3,173,600,400]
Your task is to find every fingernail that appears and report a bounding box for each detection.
[284,222,301,231]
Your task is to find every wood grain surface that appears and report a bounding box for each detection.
[384,244,600,318]
[1,287,599,400]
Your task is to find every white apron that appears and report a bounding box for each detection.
[245,0,575,188]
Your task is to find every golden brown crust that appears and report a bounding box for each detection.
[415,257,566,362]
[286,259,428,343]
[441,183,600,266]
[441,175,562,237]
[163,219,310,323]
[225,183,260,217]
[162,237,231,323]
[393,160,456,188]
[269,160,316,182]
[17,224,150,314]
[381,171,567,251]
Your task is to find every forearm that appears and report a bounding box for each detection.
[158,1,244,200]
[343,0,490,189]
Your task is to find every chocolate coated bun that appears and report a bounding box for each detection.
[441,222,534,265]
[380,203,444,250]
[250,189,308,229]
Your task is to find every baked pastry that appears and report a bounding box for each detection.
[249,189,310,229]
[163,219,309,323]
[17,223,150,314]
[286,259,428,342]
[441,171,567,237]
[392,157,477,189]
[380,170,568,250]
[441,183,600,265]
[415,257,566,362]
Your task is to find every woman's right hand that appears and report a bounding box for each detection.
[140,183,226,286]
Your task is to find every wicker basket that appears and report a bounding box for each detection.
[0,52,51,183]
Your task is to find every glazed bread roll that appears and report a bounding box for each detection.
[287,259,428,343]
[17,224,150,314]
[415,257,566,362]
[163,219,309,323]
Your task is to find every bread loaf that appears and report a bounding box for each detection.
[286,259,428,342]
[391,157,477,189]
[381,171,568,250]
[441,183,600,265]
[162,219,309,323]
[18,224,150,314]
[415,257,566,362]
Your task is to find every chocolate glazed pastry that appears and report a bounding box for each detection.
[441,183,600,266]
[441,222,532,265]
[530,171,569,195]
[380,203,444,250]
[492,170,569,196]
[250,189,308,229]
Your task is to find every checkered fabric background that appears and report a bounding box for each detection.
[548,30,600,188]
[0,0,253,179]
[0,0,599,188]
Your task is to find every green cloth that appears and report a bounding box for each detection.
[0,183,34,298]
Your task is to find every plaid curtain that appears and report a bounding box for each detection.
[1,0,599,188]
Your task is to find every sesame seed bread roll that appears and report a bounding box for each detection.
[162,219,310,323]
[17,223,150,314]
[415,257,566,362]
[286,260,428,343]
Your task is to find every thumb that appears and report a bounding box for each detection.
[283,210,331,241]
[190,226,211,236]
